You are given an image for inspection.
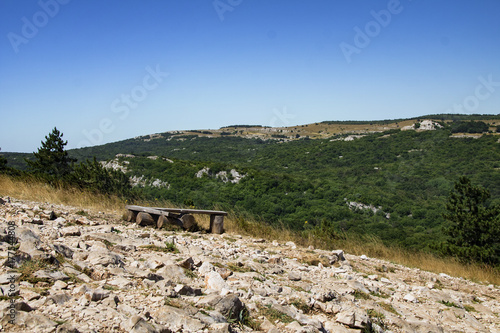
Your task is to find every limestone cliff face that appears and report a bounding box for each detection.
[0,196,499,333]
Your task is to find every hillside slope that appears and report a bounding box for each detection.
[70,121,500,253]
[2,115,500,254]
[1,196,499,332]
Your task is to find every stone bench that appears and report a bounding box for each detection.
[125,205,227,234]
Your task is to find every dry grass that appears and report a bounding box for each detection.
[0,174,123,214]
[222,214,500,285]
[1,174,498,285]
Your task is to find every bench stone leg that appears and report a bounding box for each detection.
[210,215,224,234]
[126,210,137,222]
[157,214,183,229]
[136,212,156,226]
[181,214,196,230]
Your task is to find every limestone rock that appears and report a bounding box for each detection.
[34,269,69,281]
[177,257,194,270]
[205,271,229,291]
[85,288,110,302]
[53,244,74,259]
[121,315,161,333]
[0,197,498,333]
[1,310,57,331]
[289,271,302,281]
[60,226,81,237]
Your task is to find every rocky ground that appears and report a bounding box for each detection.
[0,197,499,333]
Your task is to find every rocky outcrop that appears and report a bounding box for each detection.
[0,196,499,332]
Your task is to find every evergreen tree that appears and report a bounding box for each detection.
[442,176,500,265]
[26,127,76,179]
[0,155,7,171]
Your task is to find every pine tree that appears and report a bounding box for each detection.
[442,176,500,265]
[0,155,7,171]
[26,127,76,179]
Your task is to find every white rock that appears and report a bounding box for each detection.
[404,293,418,303]
[199,261,215,276]
[60,226,80,237]
[205,271,229,291]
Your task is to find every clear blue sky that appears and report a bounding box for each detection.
[1,0,499,152]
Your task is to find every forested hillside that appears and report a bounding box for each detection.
[70,124,500,253]
[3,117,499,254]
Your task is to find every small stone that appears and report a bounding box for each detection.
[404,293,418,303]
[48,292,72,305]
[199,261,215,275]
[268,256,283,265]
[121,315,158,332]
[52,280,68,290]
[53,244,74,259]
[177,257,194,270]
[60,226,81,237]
[288,271,302,281]
[34,270,69,281]
[285,321,304,332]
[332,250,345,261]
[85,288,110,302]
[55,217,67,224]
[215,267,232,280]
[174,284,202,296]
[205,271,229,291]
[55,322,81,333]
[336,310,355,327]
[31,218,44,225]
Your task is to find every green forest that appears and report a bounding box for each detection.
[2,118,500,262]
